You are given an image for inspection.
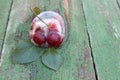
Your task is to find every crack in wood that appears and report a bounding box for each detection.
[81,0,98,80]
[116,0,120,10]
[86,27,98,80]
[0,0,14,58]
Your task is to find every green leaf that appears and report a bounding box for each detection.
[42,50,63,70]
[50,47,58,54]
[12,40,44,64]
[33,6,41,15]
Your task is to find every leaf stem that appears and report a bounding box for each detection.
[30,7,49,27]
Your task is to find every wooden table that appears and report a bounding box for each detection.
[0,0,120,80]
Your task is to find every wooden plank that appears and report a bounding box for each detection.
[0,0,96,80]
[0,0,13,54]
[82,0,120,80]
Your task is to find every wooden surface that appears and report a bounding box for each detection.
[0,0,13,54]
[0,0,120,80]
[83,0,120,79]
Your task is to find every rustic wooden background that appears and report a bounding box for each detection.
[0,0,120,80]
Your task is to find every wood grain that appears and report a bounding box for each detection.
[82,0,120,80]
[0,0,13,55]
[0,0,96,80]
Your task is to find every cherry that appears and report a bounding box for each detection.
[30,11,65,48]
[35,27,42,32]
[47,32,62,47]
[49,22,56,28]
[48,23,58,32]
[33,31,46,46]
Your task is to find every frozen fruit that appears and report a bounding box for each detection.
[29,11,65,47]
[47,32,62,47]
[33,31,46,46]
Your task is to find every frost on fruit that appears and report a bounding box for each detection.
[29,11,65,47]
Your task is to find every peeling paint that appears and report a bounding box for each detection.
[112,25,120,39]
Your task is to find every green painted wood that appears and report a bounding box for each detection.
[0,0,12,54]
[0,0,96,80]
[82,0,120,80]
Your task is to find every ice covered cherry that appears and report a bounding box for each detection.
[29,11,65,47]
[47,32,62,47]
[33,29,46,46]
[48,22,58,32]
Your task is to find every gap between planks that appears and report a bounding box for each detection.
[116,0,120,10]
[0,0,14,58]
[81,0,98,80]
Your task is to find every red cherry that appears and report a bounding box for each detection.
[49,22,56,28]
[35,27,42,32]
[47,32,62,47]
[33,31,46,46]
[48,23,58,32]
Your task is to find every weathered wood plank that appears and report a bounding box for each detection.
[82,0,120,80]
[0,0,96,80]
[0,0,13,55]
